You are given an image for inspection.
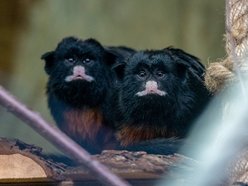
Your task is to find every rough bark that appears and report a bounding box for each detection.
[0,137,197,186]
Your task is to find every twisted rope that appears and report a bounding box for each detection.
[205,0,248,93]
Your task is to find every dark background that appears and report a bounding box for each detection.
[0,0,225,153]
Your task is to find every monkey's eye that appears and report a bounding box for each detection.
[137,70,147,79]
[155,70,165,79]
[65,58,75,65]
[83,58,93,64]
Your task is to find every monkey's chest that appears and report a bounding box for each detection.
[62,108,103,140]
[60,108,115,152]
[117,125,178,146]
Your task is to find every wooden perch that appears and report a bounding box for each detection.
[0,137,197,186]
[0,138,65,180]
[2,137,248,185]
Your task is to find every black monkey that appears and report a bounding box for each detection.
[41,36,135,154]
[112,47,211,148]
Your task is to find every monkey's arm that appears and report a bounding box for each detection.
[46,138,186,166]
[117,138,184,155]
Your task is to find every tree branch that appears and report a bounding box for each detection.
[0,85,130,186]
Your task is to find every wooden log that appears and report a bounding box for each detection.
[0,138,197,185]
[4,137,248,186]
[0,138,65,180]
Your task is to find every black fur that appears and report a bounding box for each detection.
[41,37,134,154]
[122,138,184,155]
[43,37,115,108]
[112,47,211,147]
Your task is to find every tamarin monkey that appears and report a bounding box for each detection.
[41,36,135,154]
[42,37,209,159]
[112,47,211,153]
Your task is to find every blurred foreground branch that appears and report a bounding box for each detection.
[0,85,130,186]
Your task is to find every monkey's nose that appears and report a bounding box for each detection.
[145,81,158,92]
[73,65,85,75]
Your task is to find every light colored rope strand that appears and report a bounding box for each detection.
[205,0,248,93]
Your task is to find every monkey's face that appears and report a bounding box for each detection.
[116,50,197,121]
[42,37,115,107]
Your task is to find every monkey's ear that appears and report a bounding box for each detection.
[165,47,205,81]
[41,51,55,75]
[104,48,127,79]
[104,50,120,66]
[175,62,190,80]
[112,62,126,80]
[104,47,125,69]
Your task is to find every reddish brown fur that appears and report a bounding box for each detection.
[61,108,116,150]
[63,108,103,141]
[117,125,177,146]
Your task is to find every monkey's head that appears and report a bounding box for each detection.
[114,47,208,128]
[41,37,117,107]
